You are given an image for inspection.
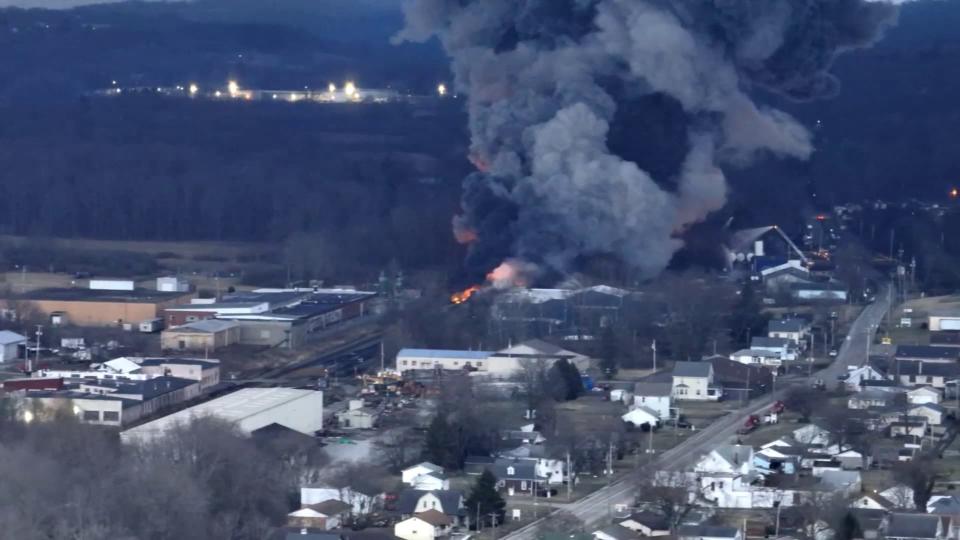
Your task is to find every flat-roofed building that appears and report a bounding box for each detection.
[161,320,240,351]
[396,349,492,372]
[16,287,193,327]
[120,387,323,444]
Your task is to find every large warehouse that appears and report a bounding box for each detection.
[120,387,324,444]
[18,287,193,327]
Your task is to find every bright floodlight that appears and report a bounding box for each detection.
[228,80,240,96]
[214,90,222,97]
[344,81,357,97]
[189,83,199,95]
[328,83,336,94]
[438,83,447,96]
[23,410,33,424]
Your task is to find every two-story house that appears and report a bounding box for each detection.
[672,362,721,401]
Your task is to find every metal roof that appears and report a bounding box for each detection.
[168,320,239,333]
[0,330,27,345]
[397,348,491,360]
[673,361,711,378]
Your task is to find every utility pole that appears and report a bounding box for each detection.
[566,451,572,500]
[651,340,657,372]
[380,341,385,373]
[30,324,42,373]
[476,502,482,533]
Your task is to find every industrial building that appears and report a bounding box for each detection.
[16,287,193,327]
[35,356,221,390]
[120,387,324,444]
[160,320,241,351]
[20,376,201,427]
[396,339,590,378]
[163,289,377,348]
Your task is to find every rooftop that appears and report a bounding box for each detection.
[885,513,940,539]
[751,337,794,349]
[397,348,491,360]
[0,330,27,345]
[633,382,672,397]
[166,319,239,333]
[895,345,960,360]
[673,361,711,378]
[768,318,808,333]
[18,287,190,304]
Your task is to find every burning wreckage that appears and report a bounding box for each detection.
[396,0,901,299]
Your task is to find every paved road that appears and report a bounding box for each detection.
[501,286,893,540]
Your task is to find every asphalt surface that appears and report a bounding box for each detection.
[501,287,893,540]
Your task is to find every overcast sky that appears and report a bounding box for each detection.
[0,0,402,9]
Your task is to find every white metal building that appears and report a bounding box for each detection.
[930,309,960,332]
[0,330,26,363]
[89,279,135,291]
[120,387,323,444]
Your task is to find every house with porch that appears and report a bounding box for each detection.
[672,362,721,401]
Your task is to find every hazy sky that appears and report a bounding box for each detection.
[0,0,402,9]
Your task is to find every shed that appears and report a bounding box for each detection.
[160,320,240,351]
[0,330,26,363]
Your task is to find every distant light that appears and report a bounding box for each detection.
[328,83,336,94]
[344,81,357,97]
[437,83,447,96]
[156,87,162,92]
[72,406,80,415]
[289,93,299,102]
[111,80,117,85]
[272,93,278,99]
[189,83,199,95]
[23,410,33,424]
[228,80,240,97]
[214,90,222,97]
[950,188,959,199]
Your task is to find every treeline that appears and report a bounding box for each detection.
[0,97,470,282]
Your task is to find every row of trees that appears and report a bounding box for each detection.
[0,401,323,540]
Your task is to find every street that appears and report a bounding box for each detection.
[501,286,893,540]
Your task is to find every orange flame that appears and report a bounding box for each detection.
[468,152,490,173]
[450,285,481,305]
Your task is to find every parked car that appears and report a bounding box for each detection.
[829,349,838,357]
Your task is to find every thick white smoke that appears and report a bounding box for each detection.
[397,0,899,282]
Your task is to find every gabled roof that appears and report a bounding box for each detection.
[885,513,941,539]
[633,382,672,397]
[0,330,27,345]
[908,386,940,396]
[404,462,443,474]
[855,492,894,510]
[596,524,641,540]
[929,495,960,515]
[413,509,453,527]
[910,402,946,414]
[306,499,352,516]
[751,337,793,349]
[731,348,782,359]
[621,512,669,531]
[673,361,711,378]
[491,458,538,481]
[396,489,462,516]
[713,445,752,468]
[768,318,808,334]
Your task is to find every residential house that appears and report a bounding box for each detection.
[907,387,941,406]
[768,318,811,347]
[397,490,463,522]
[882,513,945,540]
[594,524,641,540]
[792,424,831,446]
[287,499,352,530]
[672,362,720,401]
[881,486,916,509]
[632,383,672,420]
[928,495,960,515]
[908,403,946,426]
[845,365,889,391]
[851,493,895,511]
[622,407,661,429]
[0,330,26,363]
[491,458,543,495]
[619,512,671,536]
[412,473,450,492]
[496,445,569,485]
[300,486,381,515]
[677,525,743,540]
[750,337,798,361]
[848,389,905,410]
[394,510,453,540]
[890,419,927,439]
[402,463,444,486]
[730,349,784,369]
[834,449,870,470]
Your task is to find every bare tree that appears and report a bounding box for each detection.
[893,458,941,511]
[539,511,585,535]
[376,429,420,474]
[640,471,699,531]
[794,492,851,540]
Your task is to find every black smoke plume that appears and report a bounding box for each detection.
[396,0,899,283]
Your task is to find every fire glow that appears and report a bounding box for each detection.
[450,285,480,305]
[449,261,529,304]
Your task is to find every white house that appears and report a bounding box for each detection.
[750,337,798,361]
[678,525,743,540]
[413,473,450,491]
[0,330,26,363]
[907,386,941,405]
[730,348,784,369]
[594,524,642,540]
[402,462,444,486]
[768,318,811,347]
[622,407,660,429]
[793,424,831,446]
[487,339,592,375]
[845,365,890,391]
[909,403,946,426]
[850,492,895,511]
[619,512,671,536]
[300,485,380,515]
[632,382,672,420]
[672,361,720,401]
[394,511,452,540]
[880,486,915,509]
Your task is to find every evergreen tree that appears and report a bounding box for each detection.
[728,281,769,348]
[423,413,457,469]
[547,359,584,401]
[464,469,506,529]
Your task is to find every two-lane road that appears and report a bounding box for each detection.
[502,286,893,540]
